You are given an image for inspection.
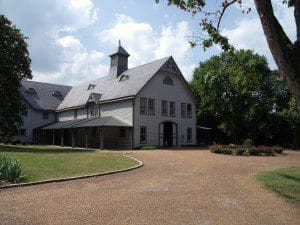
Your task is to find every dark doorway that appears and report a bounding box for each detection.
[163,122,173,147]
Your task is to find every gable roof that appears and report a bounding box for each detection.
[20,80,72,111]
[56,56,171,111]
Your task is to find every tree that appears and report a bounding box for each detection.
[190,50,299,146]
[0,15,32,138]
[156,0,300,112]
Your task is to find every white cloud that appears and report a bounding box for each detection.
[223,1,296,68]
[99,14,195,80]
[0,0,101,85]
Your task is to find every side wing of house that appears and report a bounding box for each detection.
[16,102,56,142]
[133,67,196,148]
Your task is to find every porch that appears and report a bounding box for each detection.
[40,116,133,149]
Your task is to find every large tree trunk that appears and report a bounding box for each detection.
[254,0,300,112]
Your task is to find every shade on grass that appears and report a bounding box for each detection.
[0,145,138,182]
[254,166,300,202]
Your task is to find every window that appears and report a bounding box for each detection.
[90,104,100,117]
[18,129,26,136]
[140,126,147,144]
[162,100,168,116]
[52,91,62,97]
[87,84,95,90]
[43,112,49,119]
[119,128,126,138]
[140,97,147,115]
[170,101,175,117]
[74,110,77,119]
[26,88,36,94]
[187,104,192,118]
[181,103,186,118]
[187,128,192,142]
[163,76,174,86]
[148,98,155,115]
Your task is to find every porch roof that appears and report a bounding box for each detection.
[42,116,131,130]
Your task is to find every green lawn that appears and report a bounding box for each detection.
[254,166,300,202]
[0,144,138,183]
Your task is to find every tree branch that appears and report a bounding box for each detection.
[217,0,238,31]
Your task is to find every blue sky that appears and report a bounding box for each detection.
[0,0,296,85]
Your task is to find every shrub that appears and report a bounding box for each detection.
[0,154,22,183]
[232,147,245,155]
[257,146,275,156]
[227,143,238,149]
[209,144,224,154]
[21,142,27,145]
[272,146,284,154]
[11,140,17,145]
[140,145,157,150]
[243,139,254,147]
[16,140,21,145]
[245,147,261,156]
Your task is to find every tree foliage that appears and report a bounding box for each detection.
[0,15,32,138]
[190,50,299,146]
[156,0,300,112]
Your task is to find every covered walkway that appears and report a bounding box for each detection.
[40,116,133,149]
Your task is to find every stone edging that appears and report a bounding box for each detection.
[0,152,142,190]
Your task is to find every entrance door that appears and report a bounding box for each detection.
[163,122,173,147]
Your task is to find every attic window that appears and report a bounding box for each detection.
[163,76,174,86]
[88,84,95,90]
[52,91,62,97]
[119,75,129,82]
[26,88,36,94]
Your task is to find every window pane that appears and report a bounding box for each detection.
[181,103,186,118]
[187,104,192,118]
[162,100,168,116]
[140,97,147,115]
[170,101,175,117]
[140,126,147,143]
[187,128,192,142]
[148,98,155,115]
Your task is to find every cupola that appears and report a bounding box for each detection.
[109,40,130,78]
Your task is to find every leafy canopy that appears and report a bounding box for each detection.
[0,14,32,138]
[190,50,299,146]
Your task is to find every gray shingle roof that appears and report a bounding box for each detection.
[42,116,131,129]
[56,56,171,111]
[20,80,72,111]
[109,45,130,57]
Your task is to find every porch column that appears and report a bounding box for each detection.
[52,129,55,145]
[71,129,75,148]
[85,128,88,149]
[99,127,104,150]
[61,129,64,147]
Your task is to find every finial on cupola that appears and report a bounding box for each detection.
[109,40,130,78]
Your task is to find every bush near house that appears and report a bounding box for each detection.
[210,144,284,156]
[0,154,22,183]
[140,145,158,150]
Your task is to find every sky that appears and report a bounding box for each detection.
[0,0,296,86]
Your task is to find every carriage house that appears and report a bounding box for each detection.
[17,42,196,149]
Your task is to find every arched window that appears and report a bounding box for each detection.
[119,75,129,82]
[26,88,36,94]
[163,76,174,86]
[87,84,95,90]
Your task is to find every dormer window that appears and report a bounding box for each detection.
[26,88,36,94]
[88,84,95,90]
[163,76,174,86]
[52,91,62,97]
[119,75,129,82]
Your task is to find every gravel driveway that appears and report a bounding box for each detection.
[0,150,299,225]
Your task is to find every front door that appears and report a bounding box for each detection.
[163,122,173,147]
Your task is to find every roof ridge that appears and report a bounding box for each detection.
[22,79,73,87]
[126,56,171,71]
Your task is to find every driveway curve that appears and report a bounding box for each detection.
[0,150,299,225]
